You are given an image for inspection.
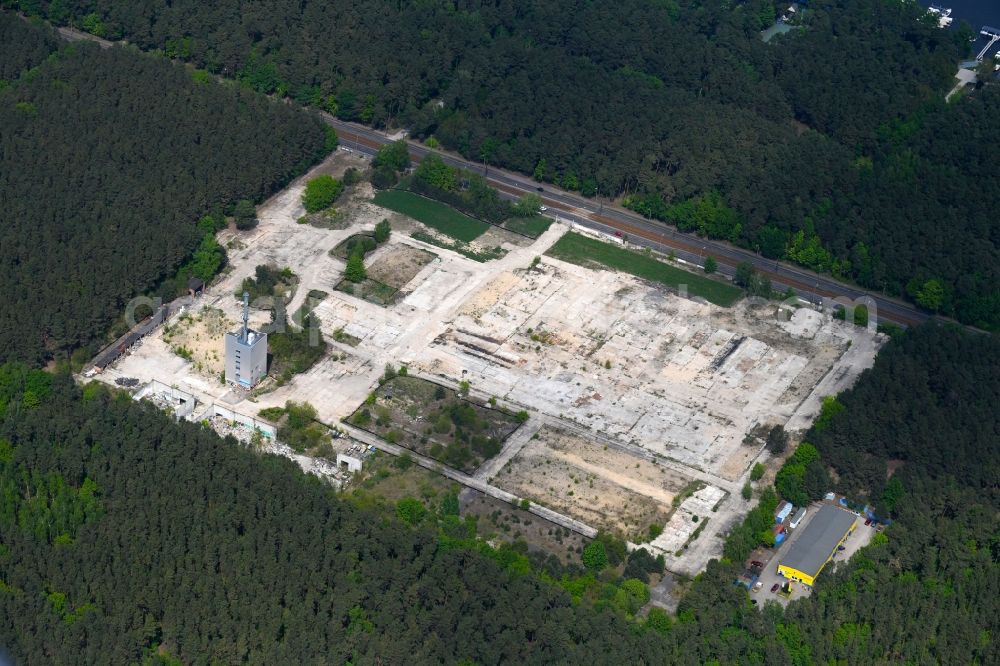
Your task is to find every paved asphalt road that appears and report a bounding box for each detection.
[328,116,933,328]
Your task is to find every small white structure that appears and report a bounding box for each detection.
[336,453,363,474]
[134,380,198,420]
[789,507,807,529]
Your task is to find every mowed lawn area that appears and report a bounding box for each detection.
[546,232,742,307]
[373,190,489,242]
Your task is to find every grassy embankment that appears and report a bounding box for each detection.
[546,232,742,307]
[503,215,553,238]
[373,190,488,242]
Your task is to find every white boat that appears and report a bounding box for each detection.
[926,5,952,28]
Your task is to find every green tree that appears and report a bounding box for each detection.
[345,254,366,283]
[302,175,344,213]
[182,234,225,282]
[413,153,457,191]
[323,126,339,153]
[619,578,650,613]
[766,425,788,455]
[703,256,717,274]
[342,167,361,186]
[750,463,766,481]
[396,497,426,525]
[881,476,905,515]
[854,304,869,327]
[512,193,542,217]
[582,540,608,571]
[373,140,410,173]
[370,165,398,189]
[374,219,391,244]
[914,278,945,312]
[741,482,752,500]
[440,493,460,516]
[80,12,106,37]
[646,607,672,634]
[233,199,258,230]
[533,158,548,182]
[734,261,755,288]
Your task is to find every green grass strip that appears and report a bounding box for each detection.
[374,190,489,242]
[546,232,742,307]
[503,215,553,238]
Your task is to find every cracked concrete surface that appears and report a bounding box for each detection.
[93,149,884,577]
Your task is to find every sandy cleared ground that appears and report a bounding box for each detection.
[366,244,437,291]
[161,306,237,380]
[92,146,884,578]
[496,427,689,536]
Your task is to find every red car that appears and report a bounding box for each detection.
[770,584,779,593]
[864,518,872,526]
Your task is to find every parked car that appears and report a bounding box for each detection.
[864,518,872,526]
[752,581,763,592]
[770,584,779,593]
[536,186,544,191]
[751,561,764,568]
[539,206,548,212]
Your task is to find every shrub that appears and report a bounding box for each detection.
[233,199,258,230]
[766,425,788,454]
[646,607,673,634]
[302,175,344,213]
[345,254,367,283]
[342,167,362,186]
[582,541,608,571]
[374,219,391,244]
[370,165,398,189]
[396,497,426,525]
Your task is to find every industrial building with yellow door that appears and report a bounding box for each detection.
[777,504,857,586]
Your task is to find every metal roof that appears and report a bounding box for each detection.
[779,505,856,578]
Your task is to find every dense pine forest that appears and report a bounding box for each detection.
[4,0,998,327]
[0,325,996,663]
[1,5,999,664]
[0,14,328,364]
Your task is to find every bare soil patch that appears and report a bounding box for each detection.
[494,428,689,538]
[160,306,233,379]
[367,245,437,290]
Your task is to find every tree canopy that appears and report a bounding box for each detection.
[10,0,996,325]
[0,18,327,364]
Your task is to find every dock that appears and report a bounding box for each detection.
[978,26,1000,62]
